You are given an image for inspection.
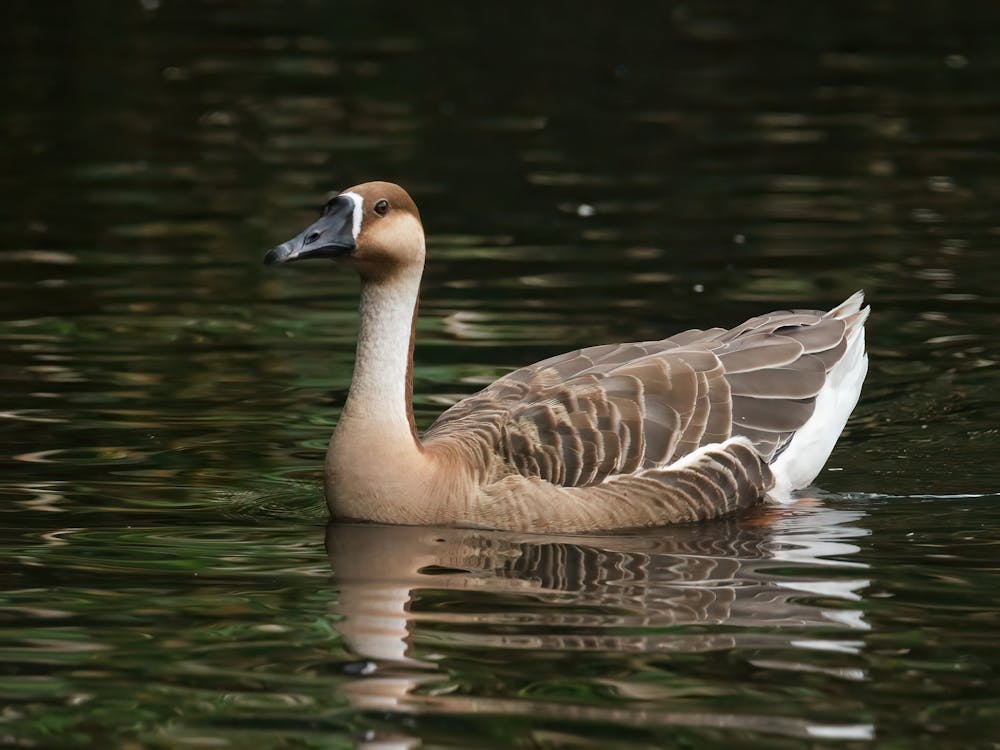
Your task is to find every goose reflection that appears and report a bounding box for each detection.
[326,503,872,742]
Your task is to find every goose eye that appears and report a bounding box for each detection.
[373,199,390,217]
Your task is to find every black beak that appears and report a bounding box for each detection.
[264,194,357,266]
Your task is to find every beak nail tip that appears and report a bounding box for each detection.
[263,245,290,266]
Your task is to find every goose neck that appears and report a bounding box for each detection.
[340,267,421,443]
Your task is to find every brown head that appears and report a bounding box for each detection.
[264,181,425,281]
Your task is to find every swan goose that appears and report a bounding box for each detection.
[264,181,869,533]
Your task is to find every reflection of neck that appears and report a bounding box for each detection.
[328,524,438,666]
[341,266,422,448]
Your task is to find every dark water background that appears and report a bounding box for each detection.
[2,1,1000,747]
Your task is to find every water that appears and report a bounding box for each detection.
[2,1,1000,747]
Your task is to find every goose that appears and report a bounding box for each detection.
[264,181,869,533]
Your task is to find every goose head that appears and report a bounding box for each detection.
[264,181,424,281]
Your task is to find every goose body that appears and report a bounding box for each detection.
[265,182,869,533]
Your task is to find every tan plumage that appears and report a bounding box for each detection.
[265,182,869,533]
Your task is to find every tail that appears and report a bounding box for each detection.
[769,291,870,499]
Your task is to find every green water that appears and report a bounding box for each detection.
[2,2,1000,747]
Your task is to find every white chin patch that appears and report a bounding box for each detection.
[341,192,364,240]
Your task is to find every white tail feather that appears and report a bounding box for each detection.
[769,293,869,500]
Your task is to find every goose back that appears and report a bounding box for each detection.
[423,294,867,492]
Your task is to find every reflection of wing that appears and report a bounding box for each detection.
[424,305,854,488]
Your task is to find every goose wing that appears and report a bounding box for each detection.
[424,296,863,488]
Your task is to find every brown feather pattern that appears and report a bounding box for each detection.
[421,297,866,528]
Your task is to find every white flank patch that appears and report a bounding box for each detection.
[341,191,364,240]
[599,436,754,485]
[769,307,869,500]
[664,435,755,472]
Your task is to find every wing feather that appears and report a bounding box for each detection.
[423,297,864,487]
